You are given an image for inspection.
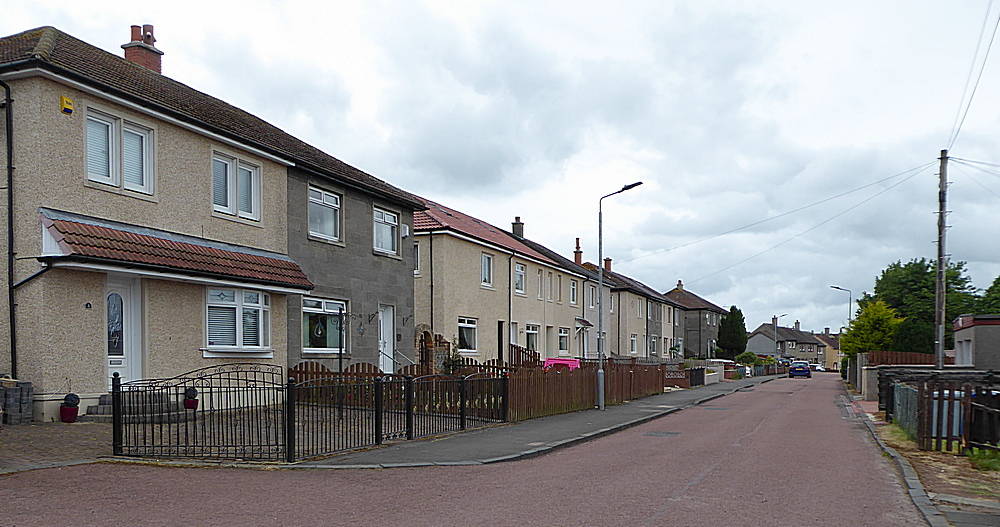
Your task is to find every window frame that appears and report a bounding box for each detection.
[537,270,544,300]
[413,242,420,276]
[86,109,155,195]
[588,285,596,308]
[373,206,400,255]
[301,297,347,354]
[481,253,494,287]
[547,272,553,300]
[630,334,637,355]
[525,324,540,351]
[514,263,527,294]
[569,280,578,305]
[308,186,342,242]
[212,152,261,221]
[558,327,570,355]
[458,317,478,352]
[204,287,271,353]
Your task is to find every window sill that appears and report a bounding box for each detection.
[458,350,478,356]
[514,291,526,297]
[308,234,346,248]
[373,248,402,260]
[212,210,263,228]
[84,179,158,203]
[201,348,274,359]
[481,284,496,291]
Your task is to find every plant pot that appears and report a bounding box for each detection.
[59,405,78,423]
[183,399,199,410]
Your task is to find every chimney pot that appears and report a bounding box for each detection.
[824,327,830,335]
[676,280,684,290]
[794,320,800,331]
[130,25,142,42]
[511,216,524,238]
[142,24,155,45]
[573,238,582,265]
[603,258,612,272]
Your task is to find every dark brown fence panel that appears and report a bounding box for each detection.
[867,351,954,366]
[507,365,595,422]
[965,384,1000,451]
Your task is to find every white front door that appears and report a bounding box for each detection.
[378,304,395,373]
[107,277,141,388]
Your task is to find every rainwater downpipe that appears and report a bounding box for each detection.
[506,253,512,363]
[1,79,16,378]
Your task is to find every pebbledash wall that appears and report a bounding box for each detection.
[285,168,417,372]
[1,75,291,419]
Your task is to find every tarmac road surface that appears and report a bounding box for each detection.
[1,374,923,526]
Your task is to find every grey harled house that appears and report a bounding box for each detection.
[287,167,423,374]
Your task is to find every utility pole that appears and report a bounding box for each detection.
[934,149,948,369]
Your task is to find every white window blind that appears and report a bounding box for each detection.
[207,306,237,346]
[86,116,113,183]
[212,158,230,208]
[122,128,145,190]
[206,288,269,351]
[238,165,254,215]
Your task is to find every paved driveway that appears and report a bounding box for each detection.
[1,374,922,526]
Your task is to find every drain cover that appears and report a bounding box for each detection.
[644,431,680,437]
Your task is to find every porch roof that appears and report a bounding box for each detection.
[39,208,313,291]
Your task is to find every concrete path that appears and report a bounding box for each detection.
[303,375,778,467]
[0,374,925,526]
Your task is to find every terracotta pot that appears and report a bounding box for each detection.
[59,405,78,423]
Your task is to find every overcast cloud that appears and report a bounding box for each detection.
[7,1,1000,333]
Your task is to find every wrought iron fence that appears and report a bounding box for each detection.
[113,365,508,462]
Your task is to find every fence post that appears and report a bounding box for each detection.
[405,376,414,440]
[285,377,296,463]
[112,372,123,456]
[459,375,467,430]
[501,374,510,422]
[374,376,384,445]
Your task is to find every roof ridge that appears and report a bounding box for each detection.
[32,26,59,60]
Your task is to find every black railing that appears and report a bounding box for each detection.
[113,365,507,462]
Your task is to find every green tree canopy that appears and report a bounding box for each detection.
[840,300,904,356]
[717,306,747,359]
[978,276,1000,314]
[735,351,757,365]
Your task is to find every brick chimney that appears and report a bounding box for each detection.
[794,320,800,331]
[511,216,524,238]
[676,280,684,290]
[824,327,830,335]
[603,258,612,272]
[122,24,163,73]
[573,238,582,265]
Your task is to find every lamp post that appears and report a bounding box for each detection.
[773,313,788,358]
[597,181,642,411]
[830,285,852,324]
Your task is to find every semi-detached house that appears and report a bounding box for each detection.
[0,25,421,419]
[413,201,600,361]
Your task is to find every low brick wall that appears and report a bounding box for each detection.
[664,370,690,389]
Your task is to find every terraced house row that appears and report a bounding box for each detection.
[0,25,728,421]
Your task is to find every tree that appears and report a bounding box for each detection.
[978,276,1000,314]
[840,300,904,356]
[891,317,933,354]
[717,306,747,359]
[857,258,977,350]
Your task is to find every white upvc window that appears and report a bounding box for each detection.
[514,263,526,293]
[525,324,540,351]
[569,280,578,305]
[413,242,420,276]
[630,334,637,355]
[86,109,154,194]
[557,276,562,302]
[458,317,478,352]
[373,207,399,254]
[537,270,544,300]
[213,153,260,220]
[650,337,657,356]
[481,253,494,286]
[308,186,341,241]
[302,298,346,353]
[206,288,270,351]
[588,285,596,308]
[547,272,553,300]
[636,299,642,318]
[558,328,570,355]
[609,293,614,313]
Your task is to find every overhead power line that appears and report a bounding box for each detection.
[686,164,933,286]
[948,0,1000,150]
[951,164,1000,200]
[621,161,935,264]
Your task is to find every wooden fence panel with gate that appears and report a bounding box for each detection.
[888,377,1000,453]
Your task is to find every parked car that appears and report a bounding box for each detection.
[808,363,825,372]
[788,361,812,378]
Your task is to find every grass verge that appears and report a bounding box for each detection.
[968,448,1000,472]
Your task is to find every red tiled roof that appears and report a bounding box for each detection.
[0,26,423,209]
[413,199,558,265]
[45,217,312,290]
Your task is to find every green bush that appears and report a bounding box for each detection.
[735,351,757,365]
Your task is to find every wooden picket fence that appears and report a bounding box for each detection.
[506,364,596,421]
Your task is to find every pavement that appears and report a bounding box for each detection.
[0,374,926,526]
[300,374,779,467]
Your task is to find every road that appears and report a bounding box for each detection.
[2,374,923,526]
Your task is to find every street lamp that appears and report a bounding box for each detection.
[830,285,852,323]
[597,181,643,411]
[773,313,788,357]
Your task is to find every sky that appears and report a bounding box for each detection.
[6,1,1000,334]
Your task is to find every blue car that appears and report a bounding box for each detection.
[788,361,811,378]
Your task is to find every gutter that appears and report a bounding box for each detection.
[1,78,15,377]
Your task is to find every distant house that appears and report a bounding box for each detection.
[813,328,842,371]
[953,314,1000,370]
[747,319,824,363]
[664,280,727,358]
[586,260,679,359]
